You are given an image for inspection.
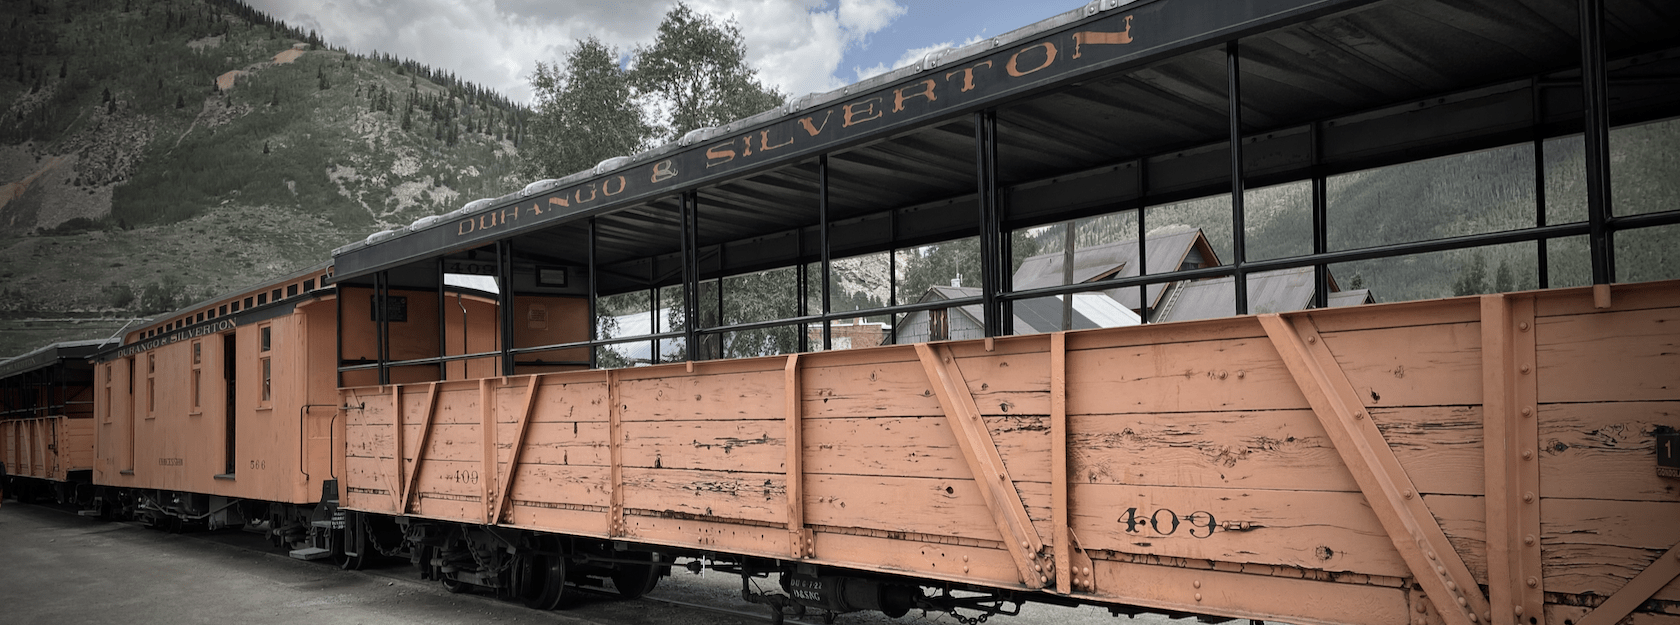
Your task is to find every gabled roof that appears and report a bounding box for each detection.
[1150,266,1364,323]
[1012,227,1217,311]
[912,285,1141,336]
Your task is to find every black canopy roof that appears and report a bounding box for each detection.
[333,0,1680,295]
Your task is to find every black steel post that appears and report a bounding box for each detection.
[436,257,448,380]
[1534,81,1550,290]
[819,154,832,351]
[498,239,515,377]
[1579,0,1613,285]
[588,218,598,369]
[975,111,1001,337]
[1137,159,1148,323]
[681,192,700,359]
[375,271,389,385]
[1311,122,1329,309]
[1227,41,1249,315]
[797,221,808,353]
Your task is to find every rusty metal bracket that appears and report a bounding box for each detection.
[1576,541,1680,625]
[917,343,1053,590]
[1482,295,1544,625]
[491,375,543,524]
[1261,314,1491,625]
[397,382,441,515]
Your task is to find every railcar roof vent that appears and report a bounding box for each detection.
[410,215,444,230]
[521,179,559,196]
[679,126,715,147]
[457,198,496,214]
[593,156,632,175]
[364,228,401,245]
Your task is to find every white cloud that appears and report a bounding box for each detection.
[852,34,983,82]
[247,0,909,105]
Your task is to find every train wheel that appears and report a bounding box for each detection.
[518,552,567,610]
[610,552,661,600]
[440,575,471,594]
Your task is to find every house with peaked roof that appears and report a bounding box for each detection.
[896,227,1373,342]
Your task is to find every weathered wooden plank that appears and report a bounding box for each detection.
[802,415,1050,483]
[1538,495,1680,602]
[501,503,609,537]
[397,423,486,462]
[1066,337,1307,415]
[804,474,1052,543]
[1534,281,1680,318]
[1537,308,1680,403]
[625,515,790,560]
[411,458,488,498]
[494,420,609,467]
[815,531,1021,586]
[619,418,785,473]
[951,350,1053,417]
[527,380,608,423]
[1320,322,1484,409]
[1071,482,1407,577]
[801,360,943,419]
[621,467,786,523]
[616,371,783,422]
[1088,558,1413,625]
[1538,402,1680,502]
[1546,605,1680,625]
[1065,406,1482,497]
[505,463,610,507]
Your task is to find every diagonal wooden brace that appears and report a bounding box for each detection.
[1576,541,1680,625]
[917,343,1053,589]
[492,375,543,524]
[1261,314,1491,625]
[398,382,441,516]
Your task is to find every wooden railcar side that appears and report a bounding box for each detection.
[342,281,1680,625]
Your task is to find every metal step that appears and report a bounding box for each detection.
[289,547,333,561]
[311,520,337,529]
[76,510,102,517]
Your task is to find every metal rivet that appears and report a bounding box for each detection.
[1446,581,1457,591]
[1522,450,1533,460]
[1521,407,1533,417]
[1355,411,1365,420]
[1404,490,1415,499]
[1194,580,1202,588]
[1427,551,1437,560]
[1040,575,1048,584]
[1523,492,1535,503]
[1519,364,1531,374]
[1436,565,1445,575]
[1307,336,1317,344]
[1515,606,1525,616]
[1524,535,1536,546]
[963,566,969,573]
[1468,612,1478,623]
[1526,577,1539,588]
[1417,604,1428,614]
[1518,321,1530,331]
[1034,564,1042,572]
[963,555,969,562]
[1458,597,1469,607]
[1195,593,1202,602]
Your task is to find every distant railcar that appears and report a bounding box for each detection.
[0,340,101,504]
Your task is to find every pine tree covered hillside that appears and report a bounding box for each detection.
[0,0,531,325]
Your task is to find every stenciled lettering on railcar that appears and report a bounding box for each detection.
[449,14,1138,242]
[113,319,237,359]
[157,457,184,466]
[1119,507,1218,539]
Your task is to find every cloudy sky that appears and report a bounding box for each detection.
[241,0,1083,104]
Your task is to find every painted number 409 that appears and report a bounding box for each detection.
[1119,507,1218,538]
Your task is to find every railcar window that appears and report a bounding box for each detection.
[196,312,204,323]
[287,284,298,297]
[271,289,281,302]
[258,293,268,306]
[1610,118,1680,218]
[261,359,271,403]
[260,327,271,352]
[244,297,253,309]
[303,279,315,292]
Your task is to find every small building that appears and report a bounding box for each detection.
[897,227,1373,341]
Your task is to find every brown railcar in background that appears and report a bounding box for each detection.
[0,340,101,503]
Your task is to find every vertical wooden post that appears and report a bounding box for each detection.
[607,369,624,537]
[391,384,404,512]
[1482,295,1543,625]
[1051,333,1071,594]
[785,354,812,558]
[479,378,496,524]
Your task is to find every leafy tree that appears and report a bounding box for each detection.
[523,36,651,178]
[629,3,783,142]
